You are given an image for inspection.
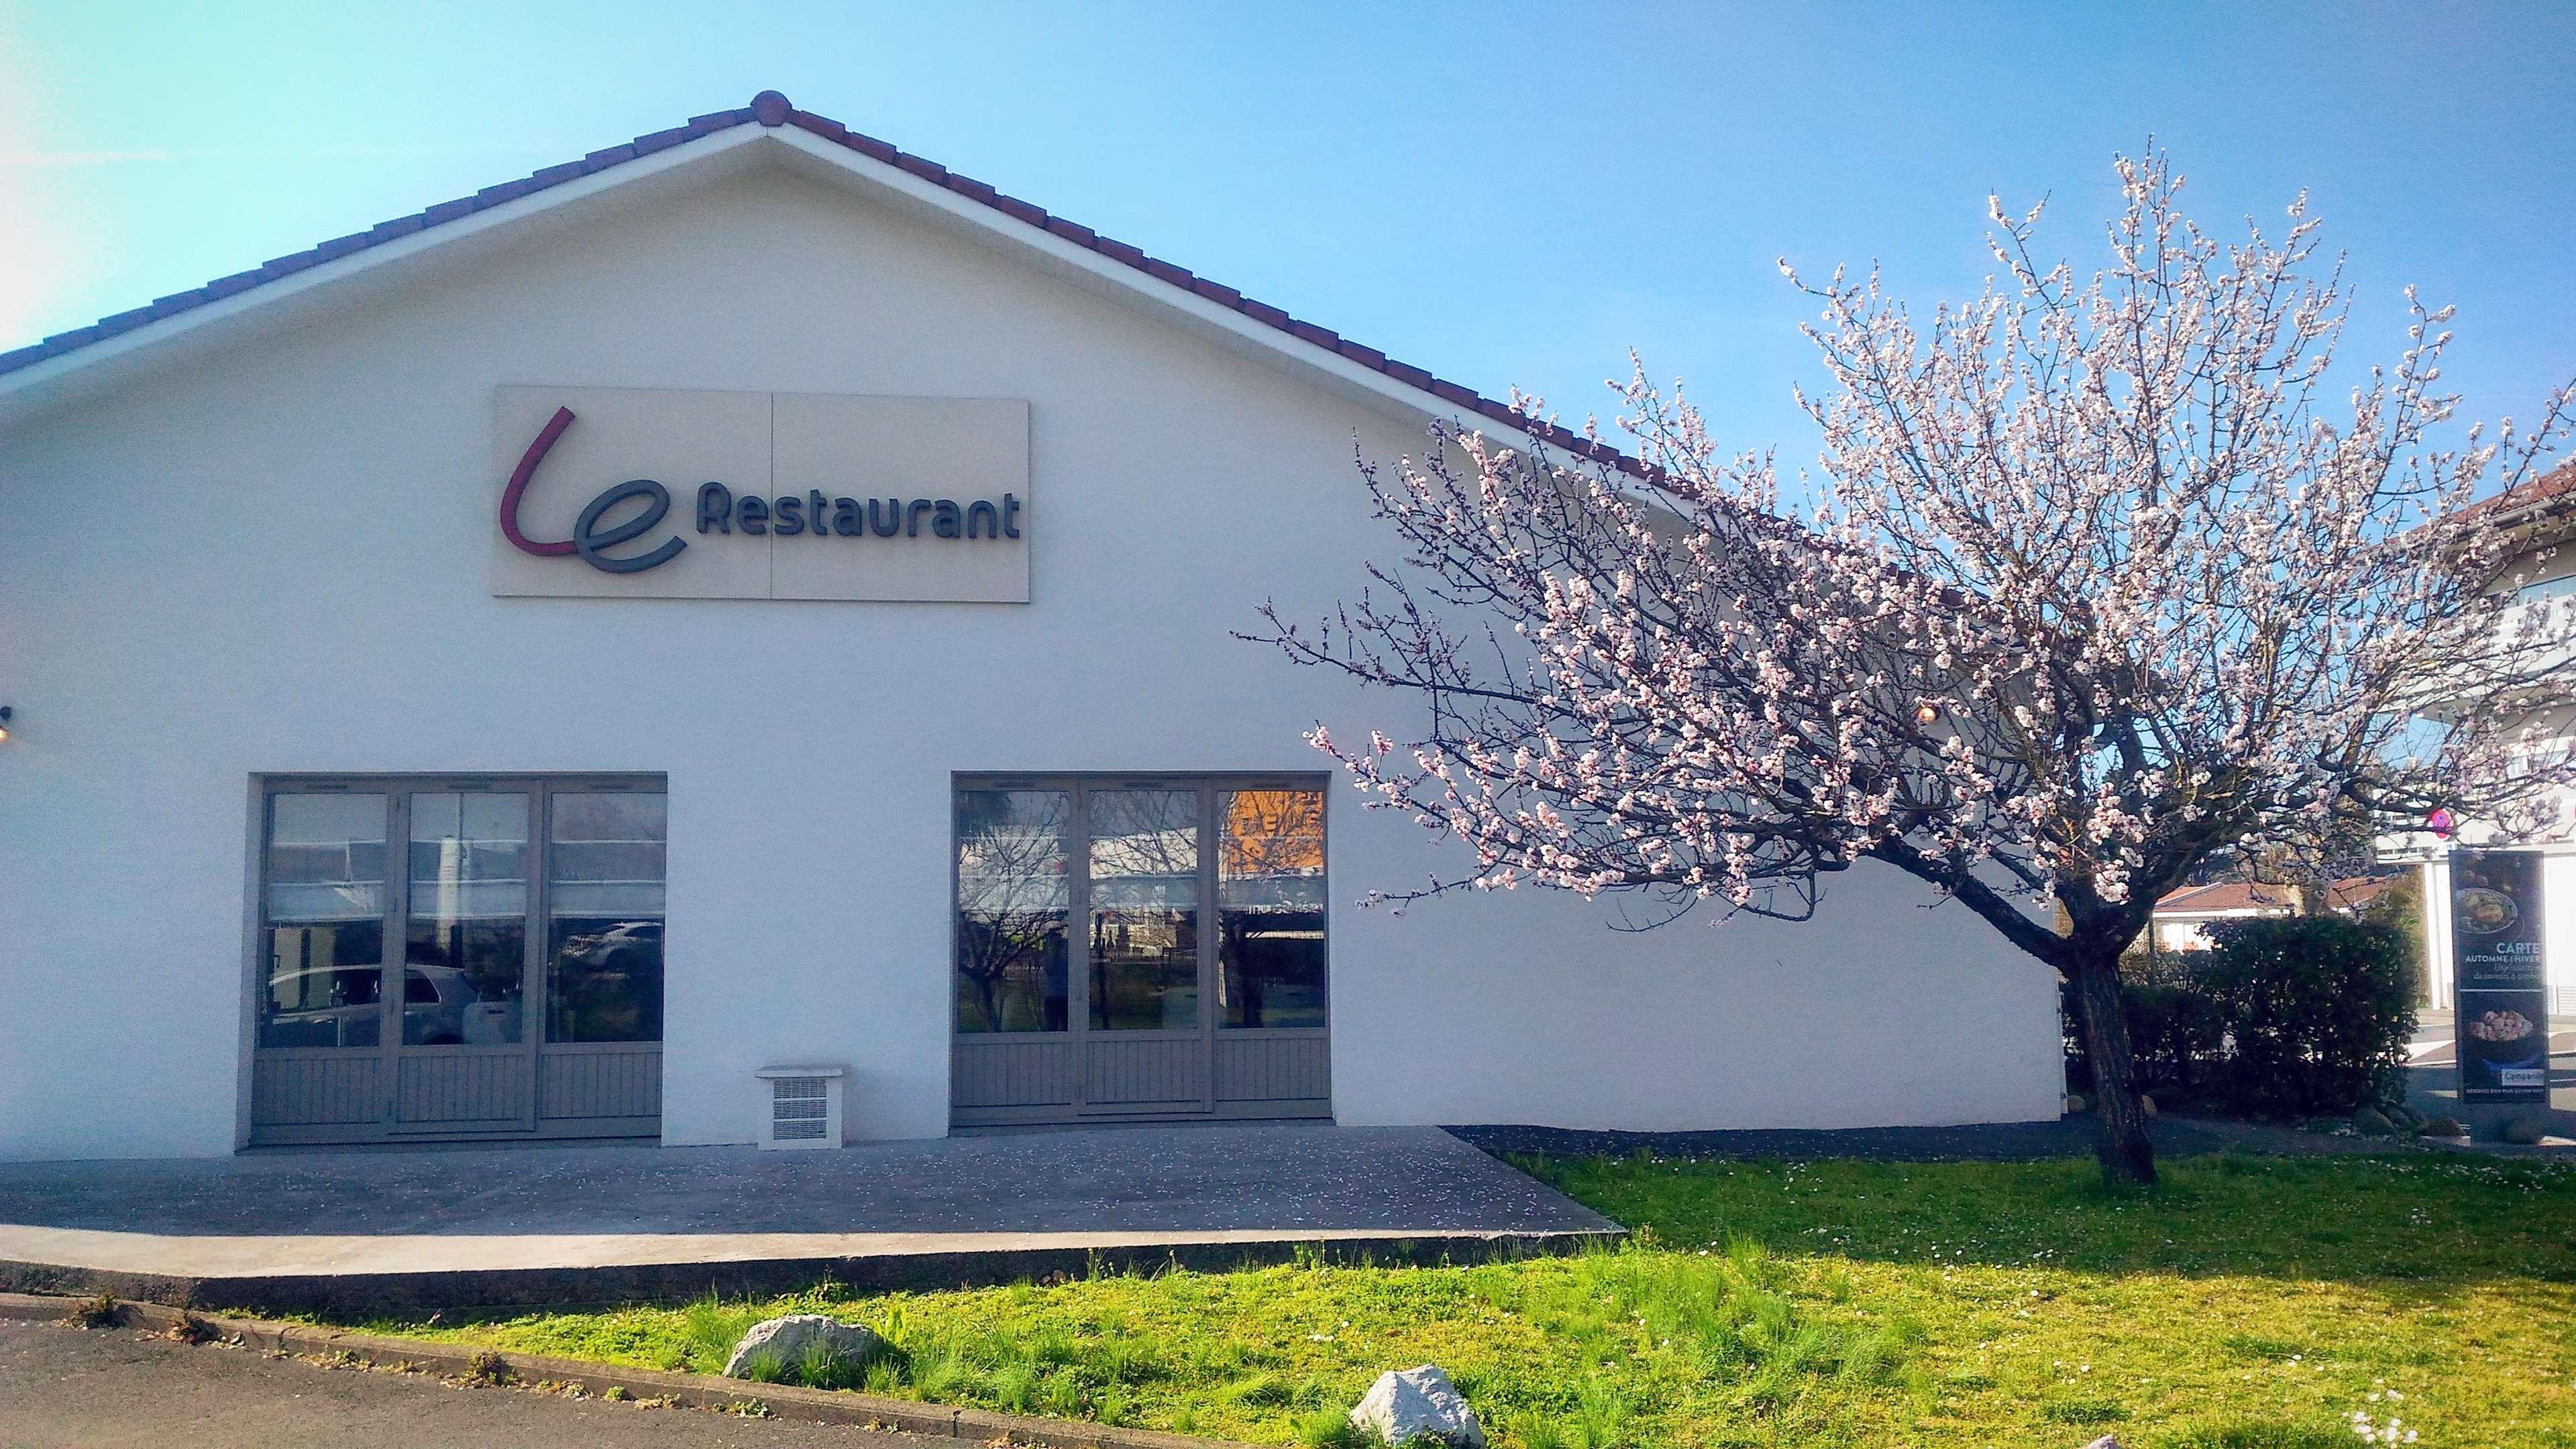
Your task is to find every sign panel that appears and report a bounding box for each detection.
[489,386,1030,602]
[2449,848,2553,1104]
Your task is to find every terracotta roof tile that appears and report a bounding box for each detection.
[1,89,1661,485]
[2453,457,2576,526]
[2153,881,2295,915]
[2153,875,2400,917]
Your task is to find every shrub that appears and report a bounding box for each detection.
[2061,956,2224,1097]
[2117,979,2228,1097]
[2198,915,2416,1116]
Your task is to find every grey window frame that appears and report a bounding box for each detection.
[243,771,665,1143]
[950,771,1330,1120]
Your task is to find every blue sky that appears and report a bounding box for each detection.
[5,1,2570,471]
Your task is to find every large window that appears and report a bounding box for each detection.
[404,792,529,1046]
[953,789,1072,1032]
[1088,789,1201,1030]
[954,777,1326,1034]
[255,779,665,1051]
[545,791,668,1043]
[260,792,390,1049]
[1218,789,1328,1028]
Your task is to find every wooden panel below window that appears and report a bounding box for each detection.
[394,1053,531,1126]
[251,1054,385,1127]
[540,1046,662,1121]
[954,1038,1081,1108]
[1084,1036,1210,1108]
[1214,1033,1330,1103]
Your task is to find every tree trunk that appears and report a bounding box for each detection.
[2067,949,2159,1187]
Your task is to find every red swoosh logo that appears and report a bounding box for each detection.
[499,405,579,557]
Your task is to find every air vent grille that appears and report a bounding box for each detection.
[771,1077,829,1140]
[756,1066,844,1150]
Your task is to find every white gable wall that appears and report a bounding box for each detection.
[0,160,2063,1159]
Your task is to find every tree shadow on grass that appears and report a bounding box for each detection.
[1503,1146,2576,1295]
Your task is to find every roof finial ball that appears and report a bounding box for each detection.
[751,90,793,127]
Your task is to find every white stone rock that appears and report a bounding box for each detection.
[721,1313,889,1380]
[1350,1364,1485,1449]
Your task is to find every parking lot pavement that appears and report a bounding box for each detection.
[0,1320,916,1449]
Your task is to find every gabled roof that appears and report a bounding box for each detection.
[2,89,1640,477]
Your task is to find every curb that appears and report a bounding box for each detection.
[0,1291,1256,1449]
[0,1228,1621,1316]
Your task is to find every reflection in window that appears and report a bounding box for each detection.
[954,790,1071,1032]
[1089,789,1200,1030]
[261,793,388,1049]
[546,792,666,1043]
[403,792,529,1045]
[1218,790,1328,1028]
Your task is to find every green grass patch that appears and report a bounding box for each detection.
[354,1151,2576,1448]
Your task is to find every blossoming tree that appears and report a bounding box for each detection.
[1252,152,2576,1184]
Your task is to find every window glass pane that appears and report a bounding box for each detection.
[260,792,387,1049]
[1218,790,1328,1028]
[1089,788,1200,1030]
[403,792,529,1046]
[546,791,665,1043]
[954,790,1071,1032]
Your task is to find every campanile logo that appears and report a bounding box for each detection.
[499,407,688,574]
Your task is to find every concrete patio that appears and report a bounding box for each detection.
[0,1124,1621,1314]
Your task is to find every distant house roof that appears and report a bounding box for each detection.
[2324,875,2400,912]
[2152,875,2400,920]
[2153,882,2300,918]
[0,89,1644,481]
[2452,457,2576,531]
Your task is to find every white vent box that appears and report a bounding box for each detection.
[755,1065,845,1150]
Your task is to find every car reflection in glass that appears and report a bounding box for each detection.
[561,920,661,971]
[266,965,520,1047]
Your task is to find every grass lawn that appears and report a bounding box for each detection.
[362,1150,2576,1448]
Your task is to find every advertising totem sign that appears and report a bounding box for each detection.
[2449,849,2553,1104]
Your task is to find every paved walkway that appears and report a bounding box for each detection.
[0,1318,913,1449]
[0,1124,1617,1313]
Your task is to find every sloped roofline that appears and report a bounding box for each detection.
[1,89,1646,478]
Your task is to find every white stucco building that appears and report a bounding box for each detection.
[2390,463,2576,1019]
[0,92,2063,1159]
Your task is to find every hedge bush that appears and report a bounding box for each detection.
[2197,915,2417,1116]
[2063,914,2416,1117]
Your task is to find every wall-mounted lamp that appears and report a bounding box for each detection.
[0,706,11,743]
[1913,702,1940,727]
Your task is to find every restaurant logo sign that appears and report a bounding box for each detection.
[488,386,1030,602]
[2449,847,2552,1104]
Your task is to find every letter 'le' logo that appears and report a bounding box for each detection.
[498,407,686,574]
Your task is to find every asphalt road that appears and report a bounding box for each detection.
[0,1320,917,1449]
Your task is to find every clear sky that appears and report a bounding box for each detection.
[4,1,2569,471]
